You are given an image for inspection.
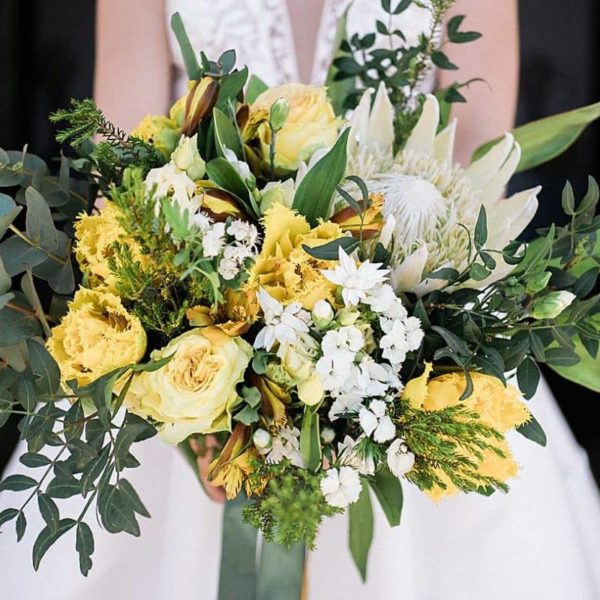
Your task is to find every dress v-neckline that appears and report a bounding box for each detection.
[269,0,346,84]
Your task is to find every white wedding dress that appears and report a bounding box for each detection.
[1,1,600,598]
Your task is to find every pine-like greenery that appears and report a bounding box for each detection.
[398,400,509,495]
[243,459,342,549]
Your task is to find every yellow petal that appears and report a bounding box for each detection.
[402,362,433,409]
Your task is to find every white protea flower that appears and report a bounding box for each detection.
[347,86,541,295]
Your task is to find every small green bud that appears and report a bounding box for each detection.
[530,291,576,320]
[269,97,290,131]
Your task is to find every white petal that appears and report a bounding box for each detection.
[348,88,374,153]
[481,142,522,206]
[464,133,514,191]
[433,118,457,166]
[390,245,428,293]
[487,186,540,250]
[368,82,395,157]
[359,408,378,436]
[405,94,439,155]
[374,416,396,443]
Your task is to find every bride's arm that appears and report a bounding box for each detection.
[438,0,520,165]
[95,0,171,132]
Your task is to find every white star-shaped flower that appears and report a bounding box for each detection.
[359,399,396,443]
[254,288,310,351]
[266,427,304,468]
[320,466,362,508]
[322,248,389,306]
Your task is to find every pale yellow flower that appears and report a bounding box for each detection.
[250,83,339,171]
[131,114,181,158]
[246,202,345,310]
[402,368,530,500]
[47,288,147,387]
[74,202,142,291]
[124,327,252,444]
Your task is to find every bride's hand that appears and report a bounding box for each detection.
[189,436,227,503]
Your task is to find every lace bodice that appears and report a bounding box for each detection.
[165,0,435,96]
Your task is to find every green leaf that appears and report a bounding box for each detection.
[431,51,459,70]
[32,519,76,571]
[544,346,580,367]
[292,128,350,226]
[17,376,37,412]
[299,407,322,472]
[213,107,243,158]
[302,236,359,260]
[25,187,60,253]
[46,477,81,499]
[118,479,151,518]
[26,338,61,396]
[517,357,540,400]
[348,479,373,581]
[473,206,488,249]
[76,522,95,576]
[473,102,600,173]
[246,74,268,104]
[0,508,19,528]
[19,453,51,468]
[517,416,547,447]
[0,193,22,238]
[170,13,201,80]
[98,484,140,536]
[369,467,403,527]
[206,157,259,218]
[16,511,27,541]
[324,6,356,115]
[432,326,470,357]
[0,474,37,492]
[38,493,60,533]
[447,15,482,44]
[548,337,600,392]
[0,237,47,276]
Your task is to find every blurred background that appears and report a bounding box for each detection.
[0,0,599,483]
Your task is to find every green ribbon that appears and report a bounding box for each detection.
[217,496,306,600]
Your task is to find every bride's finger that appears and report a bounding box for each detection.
[190,436,227,503]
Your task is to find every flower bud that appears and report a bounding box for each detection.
[253,428,272,453]
[526,271,551,295]
[530,291,576,320]
[337,308,360,327]
[172,134,206,180]
[269,97,290,131]
[312,300,334,329]
[321,427,336,444]
[260,180,295,213]
[182,77,220,137]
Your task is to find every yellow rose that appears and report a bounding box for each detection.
[124,327,252,444]
[74,202,143,291]
[47,288,147,387]
[250,84,339,171]
[247,202,345,309]
[131,115,181,158]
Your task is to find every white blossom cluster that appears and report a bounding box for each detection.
[192,213,259,280]
[252,248,423,509]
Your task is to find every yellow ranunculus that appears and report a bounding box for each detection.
[131,114,181,158]
[246,202,345,309]
[47,288,147,387]
[74,202,142,291]
[124,327,252,444]
[250,83,339,171]
[402,368,530,500]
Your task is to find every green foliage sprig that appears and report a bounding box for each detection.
[243,459,342,549]
[399,400,508,495]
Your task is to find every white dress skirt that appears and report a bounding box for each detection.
[1,1,600,598]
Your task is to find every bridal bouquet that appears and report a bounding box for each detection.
[1,0,599,593]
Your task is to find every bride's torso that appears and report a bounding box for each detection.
[165,0,434,95]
